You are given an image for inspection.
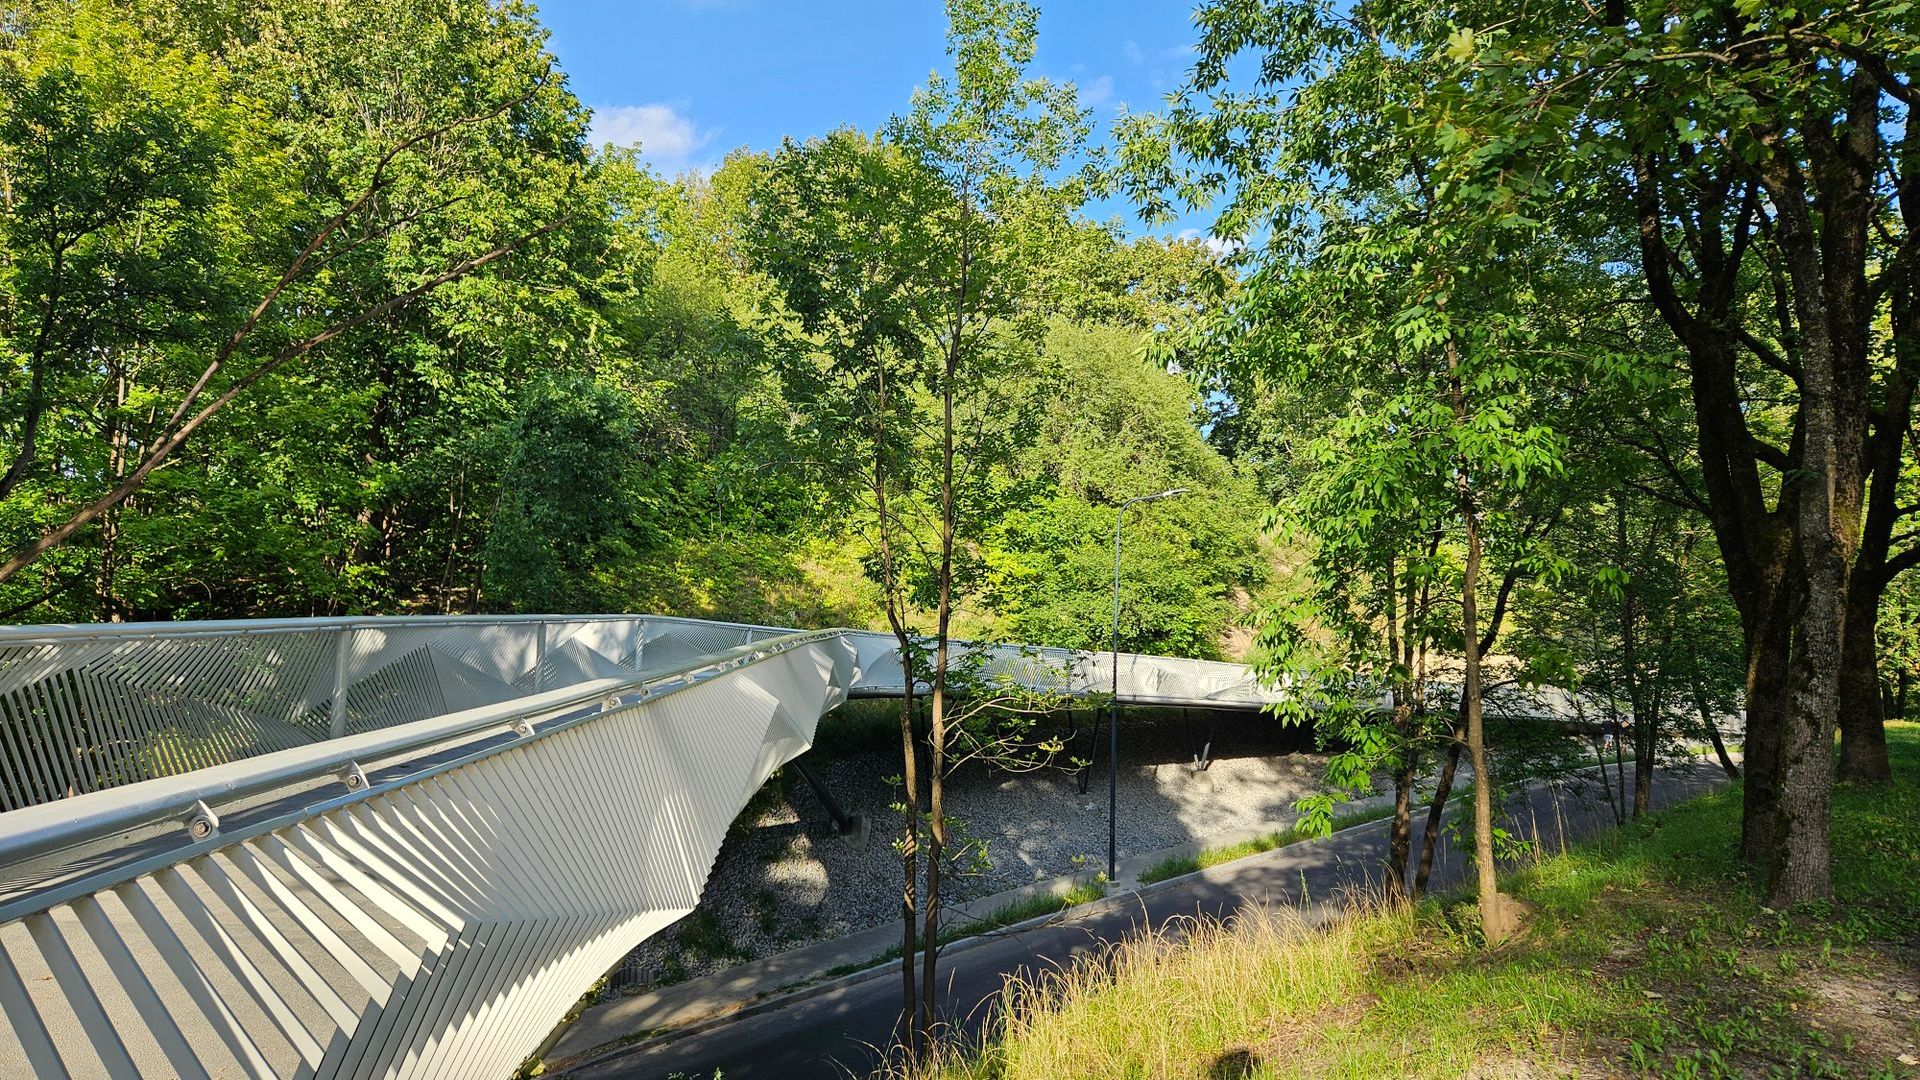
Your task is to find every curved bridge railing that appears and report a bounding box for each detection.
[0,615,1287,1079]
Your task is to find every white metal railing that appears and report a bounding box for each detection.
[0,615,800,814]
[0,615,1290,1079]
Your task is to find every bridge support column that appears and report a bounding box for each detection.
[1184,707,1214,771]
[1078,706,1106,795]
[788,756,869,849]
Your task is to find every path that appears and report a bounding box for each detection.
[559,763,1730,1079]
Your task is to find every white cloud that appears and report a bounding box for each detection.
[1126,40,1196,89]
[1081,74,1115,107]
[1178,228,1241,259]
[588,103,715,173]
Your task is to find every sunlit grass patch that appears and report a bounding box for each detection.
[1137,806,1397,884]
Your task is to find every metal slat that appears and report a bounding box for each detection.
[256,834,416,971]
[117,879,279,1078]
[193,854,358,1032]
[25,910,141,1078]
[0,922,71,1079]
[224,843,388,1002]
[156,867,326,1069]
[284,821,450,952]
[71,894,212,1080]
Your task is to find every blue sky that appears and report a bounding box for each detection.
[534,0,1212,238]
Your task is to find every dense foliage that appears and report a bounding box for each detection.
[0,0,1265,661]
[1120,0,1915,914]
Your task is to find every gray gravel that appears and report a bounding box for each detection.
[609,712,1338,992]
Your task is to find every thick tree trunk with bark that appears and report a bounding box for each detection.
[1774,597,1841,904]
[1739,595,1792,868]
[1759,139,1864,905]
[1837,578,1892,782]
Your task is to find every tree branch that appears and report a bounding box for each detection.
[0,215,572,587]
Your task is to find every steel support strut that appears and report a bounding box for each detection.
[788,756,865,841]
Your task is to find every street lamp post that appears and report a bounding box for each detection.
[1109,487,1188,883]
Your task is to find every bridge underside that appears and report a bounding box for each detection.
[0,616,1287,1079]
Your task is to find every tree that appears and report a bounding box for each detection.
[748,0,1091,1049]
[1121,0,1703,939]
[478,372,666,612]
[885,0,1090,1028]
[746,126,945,1049]
[1439,0,1917,903]
[983,321,1267,658]
[0,0,595,613]
[0,3,299,612]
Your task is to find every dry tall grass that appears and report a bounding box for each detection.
[885,896,1445,1080]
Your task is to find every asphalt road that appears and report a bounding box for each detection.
[567,762,1730,1080]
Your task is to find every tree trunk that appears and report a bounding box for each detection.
[894,679,921,1054]
[1773,590,1841,905]
[920,217,969,1044]
[1388,749,1414,899]
[97,358,130,622]
[1740,606,1791,868]
[1611,722,1628,828]
[920,657,947,1043]
[1384,556,1413,900]
[1619,499,1654,819]
[1631,708,1654,818]
[1761,159,1859,906]
[1836,576,1893,782]
[1459,498,1510,941]
[1413,709,1463,898]
[1444,328,1510,942]
[1689,669,1740,779]
[870,375,921,1054]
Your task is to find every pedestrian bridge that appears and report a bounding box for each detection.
[0,615,1287,1079]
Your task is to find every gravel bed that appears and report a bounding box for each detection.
[608,711,1336,992]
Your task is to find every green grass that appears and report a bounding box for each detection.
[821,881,1111,981]
[1137,805,1399,884]
[659,909,748,986]
[920,722,1920,1079]
[966,881,1109,932]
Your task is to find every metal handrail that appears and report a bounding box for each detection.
[0,626,844,910]
[0,610,790,645]
[0,616,1293,915]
